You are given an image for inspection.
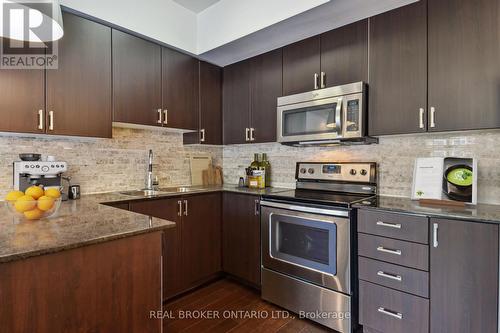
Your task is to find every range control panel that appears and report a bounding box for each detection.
[14,161,68,175]
[296,162,376,183]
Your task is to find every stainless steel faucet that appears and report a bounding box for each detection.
[145,149,154,190]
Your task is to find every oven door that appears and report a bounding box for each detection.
[261,201,351,294]
[277,97,343,143]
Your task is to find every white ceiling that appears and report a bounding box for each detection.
[173,0,221,13]
[61,0,419,65]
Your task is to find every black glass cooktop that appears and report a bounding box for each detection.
[262,189,376,208]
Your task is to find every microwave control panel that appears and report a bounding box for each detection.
[296,162,376,183]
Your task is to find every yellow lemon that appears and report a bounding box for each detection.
[25,186,44,200]
[5,190,24,201]
[14,195,36,213]
[37,195,55,211]
[44,188,61,199]
[23,208,44,220]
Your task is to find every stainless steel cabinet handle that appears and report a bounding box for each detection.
[183,200,188,216]
[314,73,319,90]
[419,108,425,129]
[200,129,206,142]
[376,246,402,256]
[157,109,162,124]
[163,109,168,125]
[37,109,44,130]
[48,111,54,131]
[377,271,402,282]
[177,200,182,217]
[378,307,403,320]
[430,107,436,128]
[433,223,439,248]
[376,221,402,229]
[245,128,250,142]
[254,199,260,216]
[320,72,326,88]
[250,128,255,141]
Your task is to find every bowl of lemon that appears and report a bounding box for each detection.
[4,186,62,221]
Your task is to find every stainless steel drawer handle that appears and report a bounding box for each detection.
[183,200,188,216]
[314,73,319,90]
[48,111,54,131]
[177,200,182,217]
[377,270,402,282]
[430,107,436,128]
[378,307,403,320]
[157,109,162,124]
[376,221,402,229]
[376,246,402,256]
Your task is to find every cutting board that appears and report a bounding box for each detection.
[190,154,211,186]
[202,165,223,185]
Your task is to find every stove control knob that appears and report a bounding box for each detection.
[41,166,49,172]
[308,168,315,174]
[350,169,357,176]
[300,168,307,174]
[360,169,368,176]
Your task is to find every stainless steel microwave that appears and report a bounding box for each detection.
[277,82,374,146]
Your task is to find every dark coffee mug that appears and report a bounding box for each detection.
[68,185,81,200]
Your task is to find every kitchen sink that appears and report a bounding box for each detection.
[158,186,205,193]
[119,189,163,197]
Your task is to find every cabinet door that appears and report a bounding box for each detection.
[181,193,222,287]
[129,198,182,300]
[430,218,498,333]
[46,13,112,138]
[162,47,199,130]
[282,36,321,95]
[223,61,250,144]
[0,40,44,134]
[112,30,161,126]
[249,49,282,143]
[222,193,260,286]
[368,1,427,136]
[320,19,368,88]
[200,61,222,145]
[428,0,500,132]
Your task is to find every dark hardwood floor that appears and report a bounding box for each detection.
[163,279,332,332]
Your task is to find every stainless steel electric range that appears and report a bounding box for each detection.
[260,162,377,332]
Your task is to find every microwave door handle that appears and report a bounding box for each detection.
[335,97,343,135]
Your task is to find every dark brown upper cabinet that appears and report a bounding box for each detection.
[320,20,368,88]
[46,13,112,138]
[430,218,498,333]
[368,1,427,136]
[428,0,500,132]
[0,63,44,134]
[112,30,162,127]
[223,49,282,145]
[249,48,282,143]
[162,47,199,130]
[223,60,251,145]
[282,36,321,95]
[199,61,222,145]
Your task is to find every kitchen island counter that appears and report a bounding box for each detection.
[0,194,176,263]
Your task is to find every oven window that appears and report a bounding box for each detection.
[270,214,337,275]
[282,103,340,137]
[279,223,329,265]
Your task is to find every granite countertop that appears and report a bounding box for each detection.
[0,185,289,263]
[0,194,176,263]
[354,195,500,224]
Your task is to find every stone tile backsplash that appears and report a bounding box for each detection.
[223,130,500,205]
[0,127,222,198]
[2,128,500,205]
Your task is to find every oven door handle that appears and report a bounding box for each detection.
[260,200,349,217]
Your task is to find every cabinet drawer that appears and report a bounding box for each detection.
[358,234,429,271]
[359,257,429,298]
[360,281,429,333]
[359,210,428,244]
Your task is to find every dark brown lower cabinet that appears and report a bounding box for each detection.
[0,232,162,333]
[129,193,221,300]
[222,192,261,286]
[430,218,499,333]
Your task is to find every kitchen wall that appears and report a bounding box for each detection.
[0,127,222,198]
[223,130,500,205]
